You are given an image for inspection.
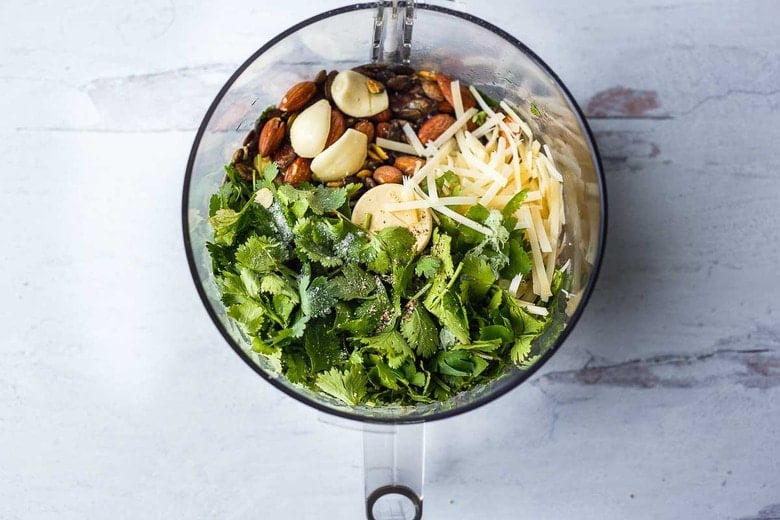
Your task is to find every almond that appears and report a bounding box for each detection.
[278,81,317,112]
[435,73,476,111]
[393,156,425,176]
[257,117,286,157]
[437,99,454,114]
[352,120,375,143]
[376,122,391,139]
[417,114,456,144]
[373,165,403,184]
[371,108,392,123]
[325,109,346,147]
[283,157,312,186]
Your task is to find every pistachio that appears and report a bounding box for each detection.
[289,99,331,158]
[365,78,385,94]
[311,128,368,182]
[330,70,389,118]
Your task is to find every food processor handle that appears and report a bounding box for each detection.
[372,0,415,63]
[363,423,425,520]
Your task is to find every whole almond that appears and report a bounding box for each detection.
[325,108,346,148]
[376,122,391,139]
[373,165,403,184]
[271,143,297,171]
[435,73,476,111]
[371,108,392,123]
[437,99,454,113]
[417,113,456,144]
[258,117,286,157]
[352,120,375,143]
[393,156,425,176]
[283,157,312,186]
[278,81,317,112]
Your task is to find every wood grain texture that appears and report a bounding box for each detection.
[1,0,778,518]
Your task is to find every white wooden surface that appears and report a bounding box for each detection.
[1,0,779,518]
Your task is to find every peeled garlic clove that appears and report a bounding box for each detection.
[330,70,389,118]
[351,183,433,252]
[311,129,367,182]
[289,99,331,158]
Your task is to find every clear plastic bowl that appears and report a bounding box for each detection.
[182,2,606,425]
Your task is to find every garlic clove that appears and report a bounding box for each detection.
[311,128,368,182]
[330,70,389,118]
[289,99,331,158]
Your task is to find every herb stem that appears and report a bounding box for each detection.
[446,262,464,292]
[410,282,432,301]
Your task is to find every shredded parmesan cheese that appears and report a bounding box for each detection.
[402,123,427,156]
[376,90,568,306]
[376,137,418,156]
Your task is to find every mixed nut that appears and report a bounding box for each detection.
[230,63,479,195]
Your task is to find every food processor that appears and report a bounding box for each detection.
[182,2,606,518]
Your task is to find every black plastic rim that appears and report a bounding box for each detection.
[366,485,423,520]
[182,2,608,425]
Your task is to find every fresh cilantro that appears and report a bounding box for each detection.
[209,207,246,246]
[235,235,285,272]
[301,275,339,319]
[334,263,377,300]
[459,254,495,301]
[414,256,442,278]
[303,317,342,372]
[361,329,414,369]
[400,302,439,358]
[471,110,487,126]
[501,238,533,279]
[207,137,568,406]
[315,365,368,405]
[530,102,541,117]
[369,357,405,391]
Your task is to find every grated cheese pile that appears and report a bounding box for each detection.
[378,81,566,309]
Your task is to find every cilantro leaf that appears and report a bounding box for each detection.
[414,255,442,278]
[400,303,439,358]
[235,235,286,273]
[209,181,245,215]
[376,226,416,263]
[459,253,495,301]
[302,275,339,319]
[282,350,309,384]
[369,357,405,390]
[501,239,533,279]
[334,263,377,300]
[310,185,347,215]
[304,317,342,372]
[424,286,470,344]
[295,217,374,268]
[315,365,368,405]
[209,207,246,246]
[430,229,454,276]
[510,335,535,365]
[361,329,414,369]
[226,302,265,334]
[479,324,514,344]
[501,190,527,220]
[334,281,392,336]
[435,350,476,377]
